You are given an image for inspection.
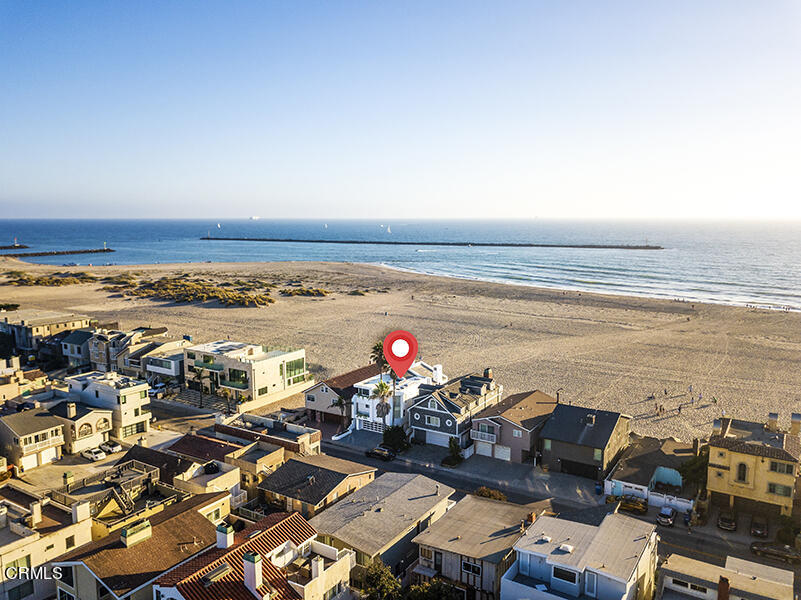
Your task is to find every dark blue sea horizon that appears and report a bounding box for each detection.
[1,218,800,310]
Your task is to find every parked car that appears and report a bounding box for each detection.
[618,495,648,515]
[81,448,107,462]
[148,383,167,398]
[100,441,122,454]
[365,447,396,461]
[750,542,801,564]
[657,506,677,527]
[717,510,738,531]
[750,514,769,538]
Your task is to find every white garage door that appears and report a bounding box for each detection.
[494,445,511,461]
[20,454,38,471]
[426,430,451,447]
[39,446,58,465]
[475,441,493,457]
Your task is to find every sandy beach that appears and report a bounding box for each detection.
[2,258,800,441]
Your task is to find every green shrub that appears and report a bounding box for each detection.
[474,486,507,502]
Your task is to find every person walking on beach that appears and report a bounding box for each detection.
[664,388,668,396]
[689,384,693,395]
[678,405,682,414]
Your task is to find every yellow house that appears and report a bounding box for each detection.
[707,414,801,517]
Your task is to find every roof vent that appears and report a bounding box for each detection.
[540,536,552,543]
[586,414,596,426]
[559,544,574,553]
[202,563,232,587]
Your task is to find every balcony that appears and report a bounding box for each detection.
[194,359,224,371]
[220,379,249,390]
[21,435,65,455]
[470,429,496,444]
[230,490,248,508]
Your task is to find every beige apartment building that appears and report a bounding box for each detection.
[0,309,92,352]
[0,484,93,600]
[184,340,311,410]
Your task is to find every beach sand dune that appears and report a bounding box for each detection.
[3,259,800,441]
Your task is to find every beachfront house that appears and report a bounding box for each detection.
[407,370,502,449]
[500,512,658,600]
[0,309,92,353]
[605,435,697,511]
[88,326,168,372]
[470,390,557,463]
[60,329,94,370]
[64,371,151,440]
[413,495,537,600]
[0,410,64,471]
[48,401,113,455]
[305,364,382,427]
[538,404,631,479]
[350,362,447,434]
[184,340,311,410]
[706,413,801,518]
[310,473,454,581]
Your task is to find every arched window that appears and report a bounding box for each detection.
[737,463,747,482]
[78,423,92,438]
[97,418,110,431]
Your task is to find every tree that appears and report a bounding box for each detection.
[370,340,388,373]
[678,446,709,490]
[474,486,507,502]
[446,437,464,465]
[371,380,393,427]
[329,395,353,430]
[405,580,462,600]
[362,561,401,600]
[189,369,210,408]
[382,426,410,452]
[218,387,231,414]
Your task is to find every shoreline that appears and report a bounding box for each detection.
[6,255,798,314]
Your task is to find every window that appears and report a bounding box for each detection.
[134,408,140,417]
[518,552,530,576]
[205,507,222,522]
[420,547,433,559]
[97,418,110,431]
[258,386,269,396]
[478,423,494,434]
[7,555,31,576]
[770,461,794,475]
[45,544,54,551]
[61,566,74,588]
[187,351,196,359]
[768,483,793,497]
[585,571,597,597]
[95,390,99,398]
[66,535,75,549]
[285,358,306,380]
[428,399,437,409]
[78,423,92,438]
[553,566,577,584]
[57,589,75,600]
[593,448,602,461]
[122,422,145,437]
[690,584,707,593]
[321,385,328,393]
[736,463,747,482]
[306,394,315,402]
[672,579,689,588]
[425,415,440,427]
[8,581,34,600]
[716,471,723,477]
[461,561,481,576]
[513,429,522,438]
[140,390,147,399]
[543,439,551,451]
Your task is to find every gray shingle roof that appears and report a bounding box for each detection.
[539,404,625,449]
[309,473,454,558]
[48,401,107,422]
[609,436,695,487]
[61,329,94,346]
[257,456,375,506]
[1,410,63,436]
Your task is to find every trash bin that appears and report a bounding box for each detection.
[595,482,603,495]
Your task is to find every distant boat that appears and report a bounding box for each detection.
[324,224,328,229]
[217,223,221,229]
[250,216,260,220]
[387,226,392,234]
[380,224,384,228]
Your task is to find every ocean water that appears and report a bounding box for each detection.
[1,219,800,310]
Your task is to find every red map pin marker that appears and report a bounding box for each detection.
[383,330,418,378]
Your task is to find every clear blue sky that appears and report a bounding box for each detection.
[1,1,799,219]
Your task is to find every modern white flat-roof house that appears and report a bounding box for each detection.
[184,340,311,410]
[350,362,446,433]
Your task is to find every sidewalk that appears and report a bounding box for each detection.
[325,431,604,507]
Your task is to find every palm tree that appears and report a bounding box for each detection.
[189,369,210,408]
[370,340,388,374]
[329,396,353,431]
[371,380,393,428]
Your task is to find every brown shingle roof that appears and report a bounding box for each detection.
[472,390,556,430]
[157,512,316,600]
[166,434,243,463]
[321,364,382,398]
[56,492,228,597]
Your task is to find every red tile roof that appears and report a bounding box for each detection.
[321,364,382,397]
[157,512,317,600]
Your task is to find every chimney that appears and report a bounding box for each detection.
[216,523,234,549]
[483,367,493,380]
[435,484,440,496]
[10,356,20,370]
[66,402,77,419]
[692,438,701,456]
[29,501,42,527]
[71,501,90,524]
[712,419,722,436]
[520,520,526,533]
[767,413,779,433]
[791,414,801,436]
[311,555,324,579]
[243,552,263,594]
[717,575,730,600]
